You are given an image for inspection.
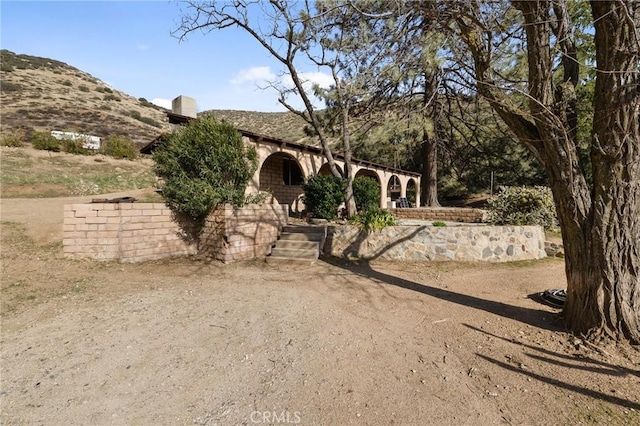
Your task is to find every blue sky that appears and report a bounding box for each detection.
[1,1,331,112]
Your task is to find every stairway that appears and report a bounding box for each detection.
[267,225,327,264]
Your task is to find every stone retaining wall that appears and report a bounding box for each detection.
[391,207,486,223]
[63,203,196,263]
[326,224,546,262]
[199,204,288,263]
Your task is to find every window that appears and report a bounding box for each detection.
[283,157,303,186]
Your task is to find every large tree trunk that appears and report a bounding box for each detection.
[457,0,640,343]
[571,0,640,342]
[421,69,441,207]
[421,132,440,207]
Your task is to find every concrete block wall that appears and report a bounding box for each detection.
[326,224,547,262]
[391,207,486,223]
[259,155,304,211]
[200,204,289,263]
[63,203,196,263]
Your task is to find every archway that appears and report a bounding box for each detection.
[318,162,345,177]
[259,153,305,210]
[406,178,417,207]
[387,174,401,205]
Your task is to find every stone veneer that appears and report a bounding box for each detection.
[326,224,547,262]
[199,204,289,263]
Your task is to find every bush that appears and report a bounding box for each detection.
[78,85,90,92]
[100,135,137,160]
[350,207,397,232]
[1,131,25,147]
[353,176,381,212]
[153,116,258,225]
[31,131,60,151]
[103,94,120,101]
[139,116,161,128]
[486,186,558,229]
[432,221,447,227]
[301,174,346,220]
[61,138,93,155]
[62,80,72,86]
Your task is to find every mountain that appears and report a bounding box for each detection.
[0,50,313,148]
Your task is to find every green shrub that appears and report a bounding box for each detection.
[61,138,93,155]
[486,186,557,229]
[128,110,142,120]
[100,135,137,160]
[153,116,258,226]
[432,221,447,227]
[103,94,120,102]
[350,207,397,232]
[139,116,161,127]
[78,85,90,92]
[1,82,21,92]
[353,176,381,212]
[62,80,72,87]
[31,131,60,151]
[301,174,346,220]
[99,105,112,111]
[1,131,25,147]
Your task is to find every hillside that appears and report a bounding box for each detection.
[0,50,317,148]
[0,50,174,147]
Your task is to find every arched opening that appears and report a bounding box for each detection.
[387,174,401,205]
[406,178,417,207]
[259,153,305,210]
[354,169,381,211]
[318,162,345,177]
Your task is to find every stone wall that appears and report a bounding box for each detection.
[200,204,289,263]
[326,224,546,262]
[63,203,196,263]
[391,207,486,223]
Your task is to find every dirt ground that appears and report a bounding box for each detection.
[1,194,639,425]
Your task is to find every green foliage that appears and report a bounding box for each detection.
[99,105,112,111]
[78,85,90,92]
[432,221,447,227]
[60,138,93,156]
[353,176,380,212]
[31,132,60,151]
[486,186,558,229]
[1,82,22,92]
[153,116,258,224]
[350,207,397,232]
[139,116,161,128]
[100,135,137,160]
[301,174,346,220]
[103,94,120,102]
[1,132,25,147]
[62,80,72,87]
[128,110,142,120]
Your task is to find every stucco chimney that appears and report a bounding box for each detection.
[172,95,197,118]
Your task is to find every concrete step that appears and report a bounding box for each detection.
[275,240,319,250]
[270,247,318,259]
[282,225,327,235]
[278,232,324,242]
[266,256,318,265]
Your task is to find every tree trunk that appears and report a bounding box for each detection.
[565,0,640,342]
[457,0,640,343]
[421,69,440,207]
[421,132,440,207]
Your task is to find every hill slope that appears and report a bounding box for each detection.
[0,50,318,148]
[0,50,172,147]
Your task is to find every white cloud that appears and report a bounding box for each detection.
[280,71,334,93]
[151,98,172,109]
[230,66,276,85]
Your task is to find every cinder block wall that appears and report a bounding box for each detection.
[391,207,486,223]
[63,203,196,263]
[200,204,289,263]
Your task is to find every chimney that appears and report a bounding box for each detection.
[172,95,197,118]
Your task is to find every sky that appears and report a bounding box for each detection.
[1,1,332,112]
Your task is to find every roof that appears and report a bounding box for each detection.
[140,112,421,178]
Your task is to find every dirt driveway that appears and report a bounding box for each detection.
[1,195,639,425]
